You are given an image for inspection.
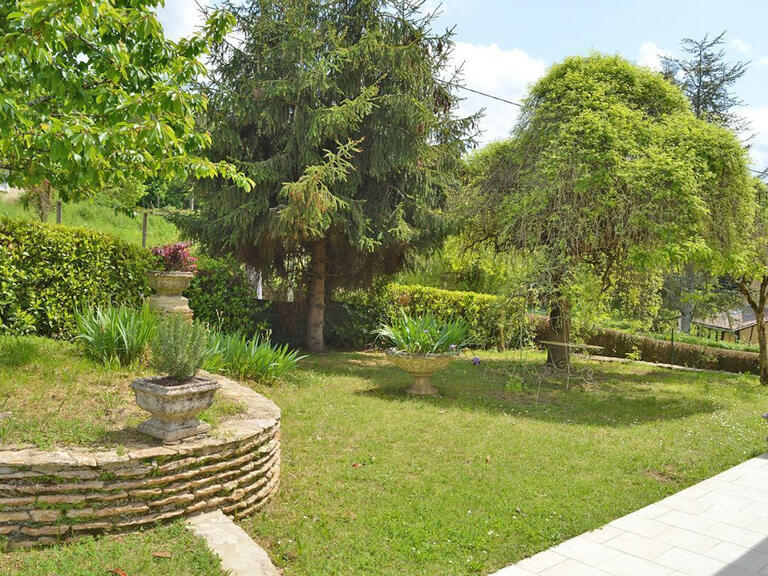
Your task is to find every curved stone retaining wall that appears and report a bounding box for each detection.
[0,375,280,548]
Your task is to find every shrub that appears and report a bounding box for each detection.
[373,310,472,354]
[151,314,208,380]
[0,217,155,337]
[586,327,759,374]
[186,256,268,336]
[74,304,157,367]
[204,330,304,381]
[150,241,196,272]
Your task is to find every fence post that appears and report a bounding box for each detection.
[142,212,148,248]
[56,201,62,224]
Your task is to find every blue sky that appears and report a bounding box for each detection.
[158,0,768,167]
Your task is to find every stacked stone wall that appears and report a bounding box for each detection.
[0,376,280,547]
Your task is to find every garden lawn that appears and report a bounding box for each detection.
[0,521,226,575]
[245,350,768,576]
[0,198,178,246]
[0,335,243,448]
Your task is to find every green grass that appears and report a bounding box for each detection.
[0,335,244,448]
[0,198,178,246]
[0,522,226,576]
[243,350,768,575]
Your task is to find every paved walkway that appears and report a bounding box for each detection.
[187,510,280,576]
[492,454,768,576]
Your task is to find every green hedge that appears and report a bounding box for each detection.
[331,284,532,349]
[585,327,759,374]
[0,217,156,336]
[187,256,268,336]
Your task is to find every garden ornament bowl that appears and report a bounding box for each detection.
[131,375,220,442]
[385,348,458,396]
[146,270,195,320]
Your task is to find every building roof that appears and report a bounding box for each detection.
[694,308,767,332]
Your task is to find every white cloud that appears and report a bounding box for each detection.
[731,38,752,55]
[156,0,205,41]
[449,42,546,145]
[757,57,768,67]
[637,41,670,72]
[739,106,768,171]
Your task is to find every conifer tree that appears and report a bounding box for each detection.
[182,0,476,351]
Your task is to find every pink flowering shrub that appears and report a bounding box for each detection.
[151,242,197,272]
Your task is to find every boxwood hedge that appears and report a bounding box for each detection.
[0,217,156,337]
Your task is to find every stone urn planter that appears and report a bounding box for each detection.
[131,375,220,442]
[385,348,458,396]
[147,270,194,320]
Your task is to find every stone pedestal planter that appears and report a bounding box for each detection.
[131,376,220,442]
[147,270,194,320]
[385,348,458,396]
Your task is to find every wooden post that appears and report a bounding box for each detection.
[55,201,62,224]
[189,196,195,211]
[142,212,148,248]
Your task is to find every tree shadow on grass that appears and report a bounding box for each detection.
[306,352,725,428]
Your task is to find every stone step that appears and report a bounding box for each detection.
[187,510,280,576]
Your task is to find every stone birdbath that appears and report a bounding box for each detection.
[385,348,458,396]
[147,242,197,320]
[147,270,195,320]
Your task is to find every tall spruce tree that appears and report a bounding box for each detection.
[660,32,750,332]
[182,0,476,351]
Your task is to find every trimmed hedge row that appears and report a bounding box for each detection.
[584,327,760,374]
[329,284,532,349]
[0,217,156,336]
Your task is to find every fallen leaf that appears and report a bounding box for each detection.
[352,462,363,468]
[485,455,490,464]
[152,551,172,559]
[109,570,127,576]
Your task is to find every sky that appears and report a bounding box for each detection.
[157,0,768,169]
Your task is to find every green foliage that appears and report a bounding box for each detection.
[74,304,156,367]
[373,310,472,354]
[187,256,268,336]
[0,197,179,246]
[0,217,156,337]
[333,284,533,350]
[465,54,753,327]
[386,284,532,350]
[151,315,208,380]
[204,330,304,382]
[181,0,476,349]
[0,0,251,200]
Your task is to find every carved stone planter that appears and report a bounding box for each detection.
[147,270,194,320]
[131,376,220,442]
[385,348,458,396]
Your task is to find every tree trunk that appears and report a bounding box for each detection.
[678,264,698,333]
[546,299,571,370]
[738,276,768,385]
[305,239,326,352]
[679,301,694,333]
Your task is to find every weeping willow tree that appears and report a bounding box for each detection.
[465,55,752,368]
[180,0,476,351]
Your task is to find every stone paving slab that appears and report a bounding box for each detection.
[187,510,280,576]
[491,454,768,576]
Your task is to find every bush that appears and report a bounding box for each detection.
[373,310,472,354]
[203,330,304,382]
[151,314,208,380]
[74,304,157,367]
[150,241,196,272]
[0,218,155,337]
[187,256,268,336]
[586,327,759,374]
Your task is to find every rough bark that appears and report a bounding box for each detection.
[305,239,326,352]
[738,276,768,385]
[546,299,571,370]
